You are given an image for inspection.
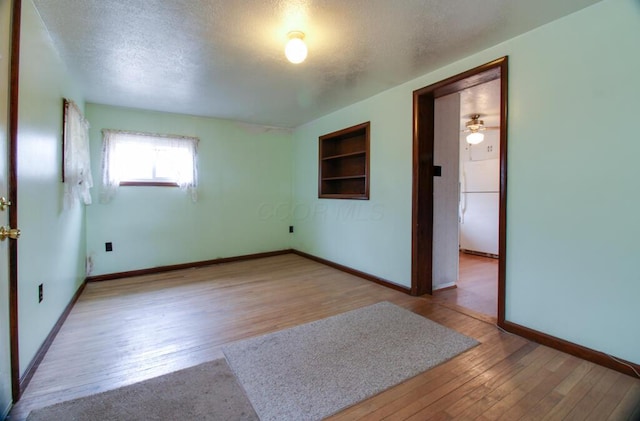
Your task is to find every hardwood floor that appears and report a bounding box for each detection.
[8,254,640,420]
[434,252,498,319]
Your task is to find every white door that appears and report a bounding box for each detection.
[432,93,460,290]
[0,0,14,413]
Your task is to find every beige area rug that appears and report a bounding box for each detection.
[26,359,257,421]
[223,301,479,421]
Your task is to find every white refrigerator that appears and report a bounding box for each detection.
[459,158,499,256]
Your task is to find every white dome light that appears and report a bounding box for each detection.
[285,32,307,64]
[464,114,486,144]
[466,132,485,145]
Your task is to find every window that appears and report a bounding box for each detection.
[101,130,199,202]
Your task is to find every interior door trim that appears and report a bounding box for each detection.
[411,57,508,325]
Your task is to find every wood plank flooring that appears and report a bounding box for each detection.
[434,252,498,319]
[8,254,640,420]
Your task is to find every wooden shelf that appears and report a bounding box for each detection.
[322,175,366,181]
[318,122,370,199]
[319,194,370,200]
[322,151,367,161]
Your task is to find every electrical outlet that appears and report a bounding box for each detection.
[38,284,43,303]
[289,226,294,233]
[105,242,113,252]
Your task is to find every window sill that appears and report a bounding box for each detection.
[119,181,179,187]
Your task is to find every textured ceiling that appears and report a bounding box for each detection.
[32,0,601,128]
[460,78,501,130]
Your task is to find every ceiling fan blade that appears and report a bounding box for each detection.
[460,126,500,132]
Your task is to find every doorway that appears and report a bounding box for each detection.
[411,57,507,323]
[441,78,501,317]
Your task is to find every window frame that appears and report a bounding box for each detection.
[119,180,180,187]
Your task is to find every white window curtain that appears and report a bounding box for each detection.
[101,130,199,203]
[63,99,93,208]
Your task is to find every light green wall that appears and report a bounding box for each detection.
[504,0,639,365]
[292,91,412,287]
[85,104,293,276]
[0,0,13,416]
[292,0,640,364]
[17,0,87,375]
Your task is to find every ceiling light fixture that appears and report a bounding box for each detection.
[465,114,486,145]
[285,31,307,64]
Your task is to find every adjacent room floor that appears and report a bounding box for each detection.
[8,254,640,420]
[433,251,498,320]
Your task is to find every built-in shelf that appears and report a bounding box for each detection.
[322,175,366,181]
[321,151,367,161]
[318,122,370,199]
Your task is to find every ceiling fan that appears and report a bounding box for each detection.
[461,114,499,145]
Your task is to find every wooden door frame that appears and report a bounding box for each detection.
[8,0,21,402]
[411,56,508,323]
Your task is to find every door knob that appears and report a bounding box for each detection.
[0,197,10,211]
[0,226,20,241]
